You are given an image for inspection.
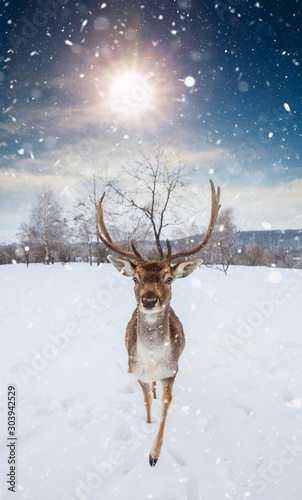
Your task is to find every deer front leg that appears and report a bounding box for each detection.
[138,380,152,424]
[149,377,174,467]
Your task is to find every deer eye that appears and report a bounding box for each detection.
[166,277,173,285]
[133,277,139,284]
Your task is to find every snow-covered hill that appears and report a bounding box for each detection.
[0,263,301,500]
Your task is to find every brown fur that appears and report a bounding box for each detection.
[125,306,186,373]
[124,261,187,464]
[103,255,202,465]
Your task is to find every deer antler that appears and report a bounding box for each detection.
[164,180,221,263]
[96,193,145,262]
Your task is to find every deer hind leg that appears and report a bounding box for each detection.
[152,381,156,399]
[149,377,174,467]
[138,380,152,424]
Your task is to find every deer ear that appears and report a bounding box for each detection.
[171,259,203,279]
[107,255,136,277]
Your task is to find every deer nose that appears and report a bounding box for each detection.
[142,298,158,309]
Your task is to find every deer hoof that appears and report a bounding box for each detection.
[149,454,158,467]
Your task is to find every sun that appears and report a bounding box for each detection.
[109,70,154,117]
[96,57,177,126]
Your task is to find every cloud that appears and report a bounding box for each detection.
[0,168,76,194]
[223,179,302,231]
[0,80,301,238]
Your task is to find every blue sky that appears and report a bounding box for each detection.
[0,0,301,241]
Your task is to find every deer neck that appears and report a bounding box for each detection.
[136,304,170,344]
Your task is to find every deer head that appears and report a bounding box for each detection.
[107,257,204,314]
[96,180,221,307]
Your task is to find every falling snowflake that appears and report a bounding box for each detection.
[184,76,195,87]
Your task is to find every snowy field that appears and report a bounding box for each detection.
[0,262,302,500]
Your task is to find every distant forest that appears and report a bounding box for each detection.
[1,229,301,272]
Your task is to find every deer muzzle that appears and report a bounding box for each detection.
[141,298,158,310]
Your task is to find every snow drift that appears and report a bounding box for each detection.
[0,263,301,500]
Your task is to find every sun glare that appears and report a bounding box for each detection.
[109,70,154,117]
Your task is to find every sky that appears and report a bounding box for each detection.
[0,0,301,242]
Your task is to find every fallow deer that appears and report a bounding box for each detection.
[96,180,220,466]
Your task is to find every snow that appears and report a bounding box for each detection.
[184,77,195,88]
[261,222,272,230]
[0,263,302,499]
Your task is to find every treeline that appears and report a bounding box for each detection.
[1,238,301,270]
[1,223,301,272]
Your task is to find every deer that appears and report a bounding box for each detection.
[96,180,220,466]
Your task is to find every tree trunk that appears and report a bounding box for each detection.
[44,206,50,264]
[155,234,164,260]
[96,230,100,266]
[89,241,92,266]
[45,231,49,264]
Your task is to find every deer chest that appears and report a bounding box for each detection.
[132,338,177,383]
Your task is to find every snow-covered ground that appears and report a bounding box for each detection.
[0,263,302,500]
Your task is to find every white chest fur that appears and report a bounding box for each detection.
[133,336,176,383]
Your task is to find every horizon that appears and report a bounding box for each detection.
[2,225,301,248]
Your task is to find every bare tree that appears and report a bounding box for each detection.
[18,188,67,264]
[238,244,274,267]
[204,207,238,274]
[18,223,34,262]
[0,243,21,265]
[76,221,94,266]
[108,145,193,260]
[73,171,106,265]
[56,219,74,263]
